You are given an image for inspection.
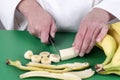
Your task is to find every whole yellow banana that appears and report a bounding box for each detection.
[96,22,120,74]
[108,27,120,45]
[96,34,117,65]
[111,22,120,36]
[103,22,120,71]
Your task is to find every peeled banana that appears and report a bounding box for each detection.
[59,47,78,60]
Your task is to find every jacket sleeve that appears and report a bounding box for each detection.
[0,0,27,30]
[94,0,120,20]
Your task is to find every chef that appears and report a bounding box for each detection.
[0,0,120,57]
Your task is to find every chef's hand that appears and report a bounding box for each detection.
[18,0,57,43]
[73,8,114,57]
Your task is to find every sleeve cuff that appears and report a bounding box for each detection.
[0,0,21,30]
[94,0,120,20]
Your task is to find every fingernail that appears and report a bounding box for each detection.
[51,32,55,38]
[96,38,101,42]
[86,50,90,54]
[79,53,84,57]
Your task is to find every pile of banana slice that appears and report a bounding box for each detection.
[95,22,120,76]
[24,50,61,64]
[24,46,80,65]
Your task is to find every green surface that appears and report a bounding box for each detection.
[0,30,119,80]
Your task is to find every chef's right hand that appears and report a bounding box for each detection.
[18,0,57,44]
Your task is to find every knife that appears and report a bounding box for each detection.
[48,34,60,55]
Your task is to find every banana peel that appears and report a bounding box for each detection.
[20,71,82,80]
[26,62,89,70]
[7,59,94,79]
[6,59,90,73]
[20,68,95,80]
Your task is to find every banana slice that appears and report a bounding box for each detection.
[39,51,50,57]
[24,50,33,59]
[31,55,41,63]
[59,47,78,60]
[49,54,60,63]
[41,57,51,64]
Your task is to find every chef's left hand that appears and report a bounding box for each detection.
[73,8,114,57]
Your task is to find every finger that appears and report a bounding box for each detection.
[86,27,101,53]
[50,21,57,38]
[27,26,38,37]
[96,24,108,42]
[79,26,96,56]
[40,29,49,44]
[73,26,87,55]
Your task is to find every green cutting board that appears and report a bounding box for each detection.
[0,30,119,80]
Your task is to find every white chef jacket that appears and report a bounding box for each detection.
[0,0,120,32]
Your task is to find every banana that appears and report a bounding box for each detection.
[41,56,51,64]
[100,22,120,71]
[98,70,120,75]
[31,55,41,63]
[102,44,120,71]
[96,34,117,65]
[59,47,78,61]
[108,27,120,45]
[39,51,50,58]
[111,22,120,36]
[24,50,33,59]
[96,22,120,73]
[49,54,60,63]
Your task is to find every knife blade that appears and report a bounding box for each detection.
[48,34,60,55]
